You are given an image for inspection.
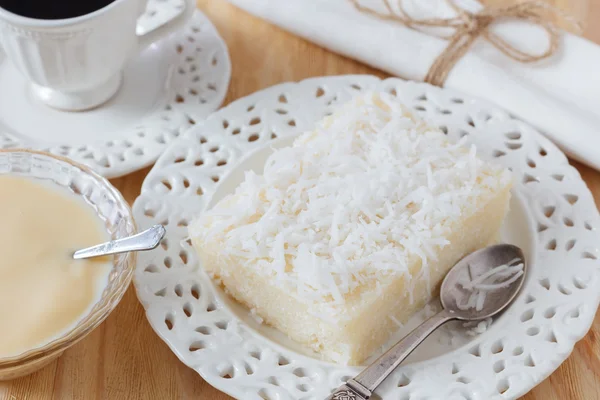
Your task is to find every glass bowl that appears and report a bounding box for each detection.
[0,149,136,380]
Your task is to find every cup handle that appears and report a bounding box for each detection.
[137,0,196,50]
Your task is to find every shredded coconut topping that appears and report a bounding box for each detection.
[457,258,525,311]
[191,92,512,310]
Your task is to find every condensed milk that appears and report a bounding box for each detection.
[0,175,112,357]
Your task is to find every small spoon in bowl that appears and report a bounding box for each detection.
[72,224,166,260]
[327,244,526,400]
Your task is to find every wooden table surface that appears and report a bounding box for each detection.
[1,0,599,399]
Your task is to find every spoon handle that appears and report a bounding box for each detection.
[73,225,166,260]
[327,309,454,400]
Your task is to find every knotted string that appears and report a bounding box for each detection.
[350,0,581,86]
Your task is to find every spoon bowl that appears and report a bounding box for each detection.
[441,244,526,321]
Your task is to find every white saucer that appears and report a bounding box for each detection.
[0,3,230,179]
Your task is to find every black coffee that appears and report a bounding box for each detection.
[1,0,116,20]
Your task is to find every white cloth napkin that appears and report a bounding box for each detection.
[227,0,600,170]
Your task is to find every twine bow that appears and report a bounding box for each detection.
[350,0,581,86]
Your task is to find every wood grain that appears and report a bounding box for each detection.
[1,0,599,399]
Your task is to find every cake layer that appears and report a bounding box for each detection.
[190,92,513,365]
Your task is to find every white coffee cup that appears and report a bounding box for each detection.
[0,0,195,111]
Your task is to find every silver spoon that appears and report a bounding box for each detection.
[327,244,526,400]
[72,225,166,260]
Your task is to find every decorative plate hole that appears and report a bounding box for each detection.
[456,376,470,384]
[174,284,183,297]
[527,159,536,168]
[154,288,166,297]
[513,346,524,356]
[189,341,205,352]
[134,148,144,156]
[194,159,204,166]
[520,309,534,322]
[459,130,468,138]
[288,119,297,127]
[525,294,536,304]
[197,187,204,196]
[439,125,448,134]
[211,176,220,183]
[196,326,211,335]
[563,217,574,227]
[217,159,227,167]
[209,146,219,153]
[414,105,426,112]
[546,331,558,343]
[451,97,463,104]
[524,354,536,367]
[183,303,193,317]
[505,132,521,140]
[165,313,174,330]
[497,379,510,395]
[546,239,557,251]
[416,94,427,101]
[582,251,598,260]
[175,95,185,103]
[215,320,228,330]
[293,368,308,377]
[220,368,233,380]
[278,356,290,366]
[191,284,200,299]
[466,116,475,127]
[232,128,241,135]
[493,150,506,158]
[271,133,277,139]
[469,345,481,357]
[207,302,217,312]
[163,257,172,268]
[565,239,576,251]
[558,284,572,295]
[212,56,218,66]
[397,374,411,387]
[506,142,522,150]
[552,174,564,181]
[179,251,188,265]
[248,134,260,142]
[297,384,310,392]
[569,308,580,319]
[438,108,451,115]
[451,363,459,374]
[161,180,172,191]
[539,147,548,156]
[493,360,505,373]
[145,264,159,273]
[388,88,398,96]
[244,363,254,375]
[249,117,261,126]
[537,223,548,233]
[268,376,280,386]
[250,350,262,360]
[544,307,556,319]
[183,179,190,188]
[199,136,208,144]
[222,120,229,129]
[278,94,288,103]
[585,221,594,230]
[526,326,540,336]
[564,194,579,205]
[491,341,504,354]
[539,278,550,290]
[523,174,539,184]
[351,84,362,90]
[573,276,588,289]
[177,220,188,228]
[543,206,555,218]
[316,87,325,97]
